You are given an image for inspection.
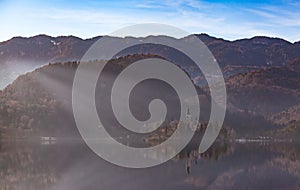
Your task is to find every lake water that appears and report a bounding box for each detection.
[0,139,299,190]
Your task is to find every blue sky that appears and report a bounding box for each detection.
[0,0,300,42]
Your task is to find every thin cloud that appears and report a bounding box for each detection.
[245,6,300,27]
[243,8,277,19]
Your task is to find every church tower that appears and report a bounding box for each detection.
[185,107,192,121]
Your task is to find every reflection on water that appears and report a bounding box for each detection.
[0,139,299,190]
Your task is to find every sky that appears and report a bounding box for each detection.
[0,0,300,42]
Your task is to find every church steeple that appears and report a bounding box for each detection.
[186,107,191,120]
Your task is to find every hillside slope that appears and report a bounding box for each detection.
[226,59,300,123]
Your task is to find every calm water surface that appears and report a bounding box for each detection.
[0,139,299,190]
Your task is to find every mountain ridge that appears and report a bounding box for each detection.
[2,33,299,44]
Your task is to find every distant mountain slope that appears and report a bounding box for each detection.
[0,35,101,89]
[1,34,300,89]
[0,35,100,63]
[226,59,300,120]
[197,34,298,67]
